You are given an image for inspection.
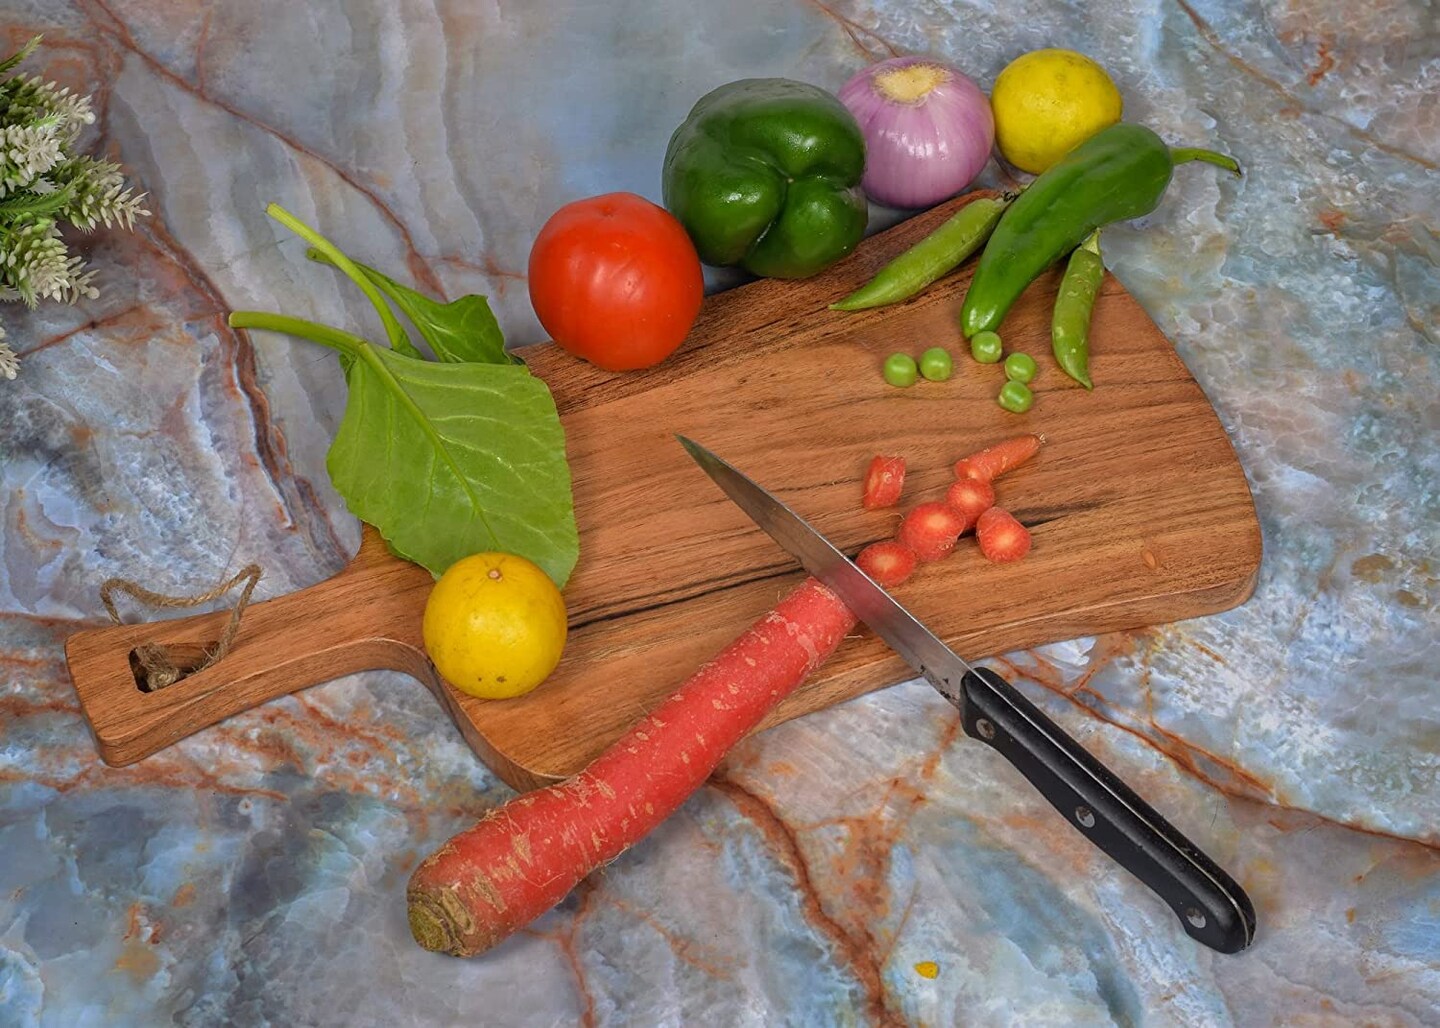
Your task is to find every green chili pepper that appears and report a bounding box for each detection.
[831,195,1011,312]
[960,123,1239,339]
[1051,232,1104,389]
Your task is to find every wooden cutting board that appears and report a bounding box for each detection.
[64,191,1262,792]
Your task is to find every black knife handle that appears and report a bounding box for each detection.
[959,666,1256,954]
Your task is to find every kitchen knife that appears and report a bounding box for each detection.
[678,436,1256,954]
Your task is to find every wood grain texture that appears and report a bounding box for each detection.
[64,191,1262,791]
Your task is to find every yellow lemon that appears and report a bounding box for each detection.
[422,552,567,700]
[991,49,1123,174]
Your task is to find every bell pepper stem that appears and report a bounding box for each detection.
[1171,147,1242,176]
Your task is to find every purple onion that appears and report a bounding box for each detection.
[838,56,995,210]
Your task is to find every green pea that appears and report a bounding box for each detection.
[883,352,918,387]
[919,347,953,382]
[997,380,1034,413]
[969,330,1003,364]
[1004,353,1037,384]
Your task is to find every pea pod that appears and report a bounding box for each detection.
[1051,232,1103,389]
[959,123,1239,338]
[831,194,1011,311]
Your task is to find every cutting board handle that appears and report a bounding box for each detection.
[64,527,437,766]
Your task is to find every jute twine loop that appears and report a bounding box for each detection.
[99,564,263,691]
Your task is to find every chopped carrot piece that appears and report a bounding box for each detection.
[976,507,1032,563]
[953,434,1041,483]
[862,455,906,509]
[856,541,918,588]
[945,478,995,527]
[898,502,966,562]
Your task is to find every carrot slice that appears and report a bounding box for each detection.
[862,455,906,509]
[897,502,967,561]
[945,478,995,527]
[856,540,918,587]
[976,506,1032,563]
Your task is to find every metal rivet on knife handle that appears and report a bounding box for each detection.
[1076,806,1096,828]
[976,718,996,740]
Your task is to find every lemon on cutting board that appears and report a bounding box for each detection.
[990,49,1123,174]
[422,552,568,700]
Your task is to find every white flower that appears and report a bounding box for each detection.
[0,121,63,195]
[0,324,17,380]
[0,36,146,384]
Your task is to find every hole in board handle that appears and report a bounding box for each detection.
[128,643,214,692]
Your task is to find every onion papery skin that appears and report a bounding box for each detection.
[838,56,995,209]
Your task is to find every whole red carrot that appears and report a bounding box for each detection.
[407,577,857,957]
[409,466,971,957]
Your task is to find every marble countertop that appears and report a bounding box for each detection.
[2,0,1437,1024]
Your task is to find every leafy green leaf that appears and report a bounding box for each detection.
[327,342,577,585]
[307,248,513,366]
[359,264,514,365]
[230,204,579,587]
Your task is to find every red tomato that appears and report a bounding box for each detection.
[528,192,704,371]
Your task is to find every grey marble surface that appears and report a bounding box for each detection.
[1,0,1437,1025]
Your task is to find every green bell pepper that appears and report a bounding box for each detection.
[662,78,867,280]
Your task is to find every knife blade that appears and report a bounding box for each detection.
[678,435,1256,954]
